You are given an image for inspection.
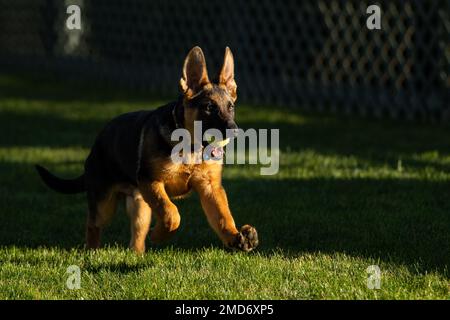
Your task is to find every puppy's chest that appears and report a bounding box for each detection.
[159,162,198,197]
[149,156,221,197]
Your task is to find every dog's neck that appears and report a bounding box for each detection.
[169,99,205,155]
[158,99,189,150]
[172,98,184,130]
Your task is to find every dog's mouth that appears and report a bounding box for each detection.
[203,134,232,160]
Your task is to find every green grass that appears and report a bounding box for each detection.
[0,75,449,299]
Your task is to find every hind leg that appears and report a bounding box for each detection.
[126,190,152,254]
[86,186,119,250]
[86,223,101,249]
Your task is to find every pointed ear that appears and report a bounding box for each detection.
[180,46,210,98]
[219,47,237,101]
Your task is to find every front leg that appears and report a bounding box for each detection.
[138,181,181,243]
[192,167,259,252]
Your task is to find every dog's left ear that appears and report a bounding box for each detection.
[219,47,237,102]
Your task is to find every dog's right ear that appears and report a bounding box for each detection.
[180,46,210,99]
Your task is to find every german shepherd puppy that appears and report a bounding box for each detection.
[36,46,258,254]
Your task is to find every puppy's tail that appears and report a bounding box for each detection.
[35,165,85,194]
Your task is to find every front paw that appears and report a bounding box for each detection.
[231,225,259,252]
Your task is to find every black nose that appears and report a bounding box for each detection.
[226,121,239,137]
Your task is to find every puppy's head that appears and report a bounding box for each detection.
[180,46,238,141]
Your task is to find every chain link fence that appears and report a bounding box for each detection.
[0,0,448,121]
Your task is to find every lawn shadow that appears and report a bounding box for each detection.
[0,244,154,275]
[0,109,104,148]
[171,178,450,276]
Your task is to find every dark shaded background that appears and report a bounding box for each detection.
[0,0,448,121]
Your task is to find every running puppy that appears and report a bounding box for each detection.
[36,46,259,254]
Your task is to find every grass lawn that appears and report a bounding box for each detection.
[0,74,449,299]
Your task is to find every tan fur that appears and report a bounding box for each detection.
[209,87,235,109]
[137,153,240,247]
[146,156,239,245]
[190,162,239,246]
[126,191,151,254]
[138,180,181,243]
[219,47,237,101]
[180,46,210,98]
[149,157,195,197]
[86,186,119,249]
[95,189,119,227]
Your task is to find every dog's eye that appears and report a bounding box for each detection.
[228,104,235,112]
[205,103,215,113]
